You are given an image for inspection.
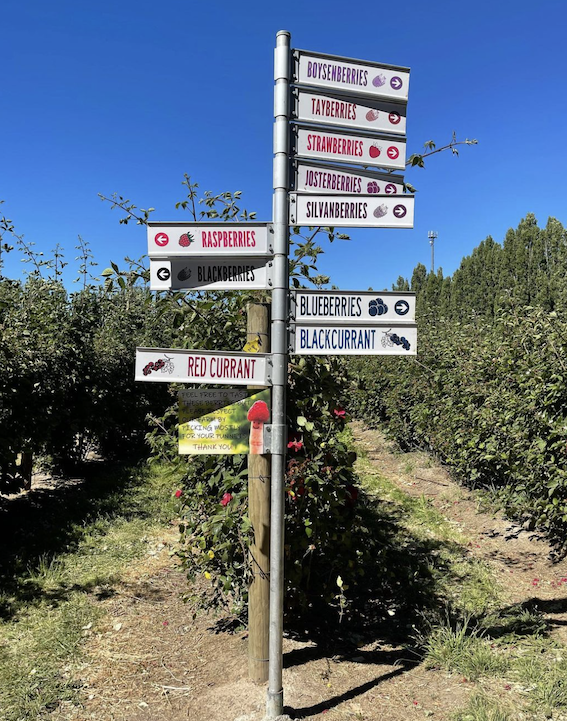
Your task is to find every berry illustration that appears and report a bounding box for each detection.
[178,233,194,248]
[367,181,380,194]
[373,204,388,218]
[372,74,386,87]
[369,144,382,159]
[177,267,192,281]
[162,355,174,374]
[369,298,388,316]
[366,108,380,121]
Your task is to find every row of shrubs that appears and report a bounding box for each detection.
[0,275,172,490]
[349,306,567,550]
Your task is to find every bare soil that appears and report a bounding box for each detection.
[49,425,567,721]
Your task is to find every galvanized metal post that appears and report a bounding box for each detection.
[266,29,291,720]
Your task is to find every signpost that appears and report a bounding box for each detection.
[295,88,406,135]
[149,257,273,291]
[135,32,416,720]
[294,49,410,103]
[294,161,404,195]
[294,126,406,169]
[289,193,415,228]
[147,222,273,257]
[135,347,272,387]
[291,290,416,323]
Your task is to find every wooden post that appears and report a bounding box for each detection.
[247,303,271,684]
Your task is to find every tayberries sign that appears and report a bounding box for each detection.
[295,89,407,135]
[147,222,273,257]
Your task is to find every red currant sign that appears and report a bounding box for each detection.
[147,222,273,258]
[294,49,410,103]
[291,290,415,323]
[295,89,406,135]
[289,193,414,228]
[135,348,272,387]
[294,127,406,170]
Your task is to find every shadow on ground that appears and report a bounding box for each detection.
[0,460,151,619]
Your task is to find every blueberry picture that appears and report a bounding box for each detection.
[369,298,388,316]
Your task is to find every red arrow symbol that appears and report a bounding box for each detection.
[387,147,400,160]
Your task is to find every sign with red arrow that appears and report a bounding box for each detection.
[294,126,406,170]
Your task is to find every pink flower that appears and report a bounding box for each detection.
[163,621,169,626]
[333,408,346,419]
[221,492,233,507]
[287,438,303,452]
[174,489,183,498]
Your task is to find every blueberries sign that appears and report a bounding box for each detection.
[291,290,415,323]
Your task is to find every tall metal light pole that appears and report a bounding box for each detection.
[428,230,438,274]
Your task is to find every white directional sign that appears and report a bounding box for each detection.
[294,49,410,103]
[295,90,406,135]
[295,126,405,170]
[150,257,273,291]
[289,193,414,228]
[294,162,404,196]
[147,222,273,257]
[291,290,415,323]
[135,347,272,387]
[291,324,417,356]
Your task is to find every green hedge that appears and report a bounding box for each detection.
[349,307,567,548]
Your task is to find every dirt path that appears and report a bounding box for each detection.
[50,425,567,721]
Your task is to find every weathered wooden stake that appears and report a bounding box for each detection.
[247,302,271,683]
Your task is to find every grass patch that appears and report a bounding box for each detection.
[0,460,179,720]
[424,619,509,680]
[453,693,513,721]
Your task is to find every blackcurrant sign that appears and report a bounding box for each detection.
[290,323,417,355]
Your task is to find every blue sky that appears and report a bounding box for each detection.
[2,0,566,291]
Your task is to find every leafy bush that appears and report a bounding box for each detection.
[350,306,567,549]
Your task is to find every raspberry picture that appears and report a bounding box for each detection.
[178,233,194,248]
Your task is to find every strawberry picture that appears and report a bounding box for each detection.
[369,144,381,159]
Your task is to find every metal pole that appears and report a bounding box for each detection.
[266,29,291,720]
[428,230,438,274]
